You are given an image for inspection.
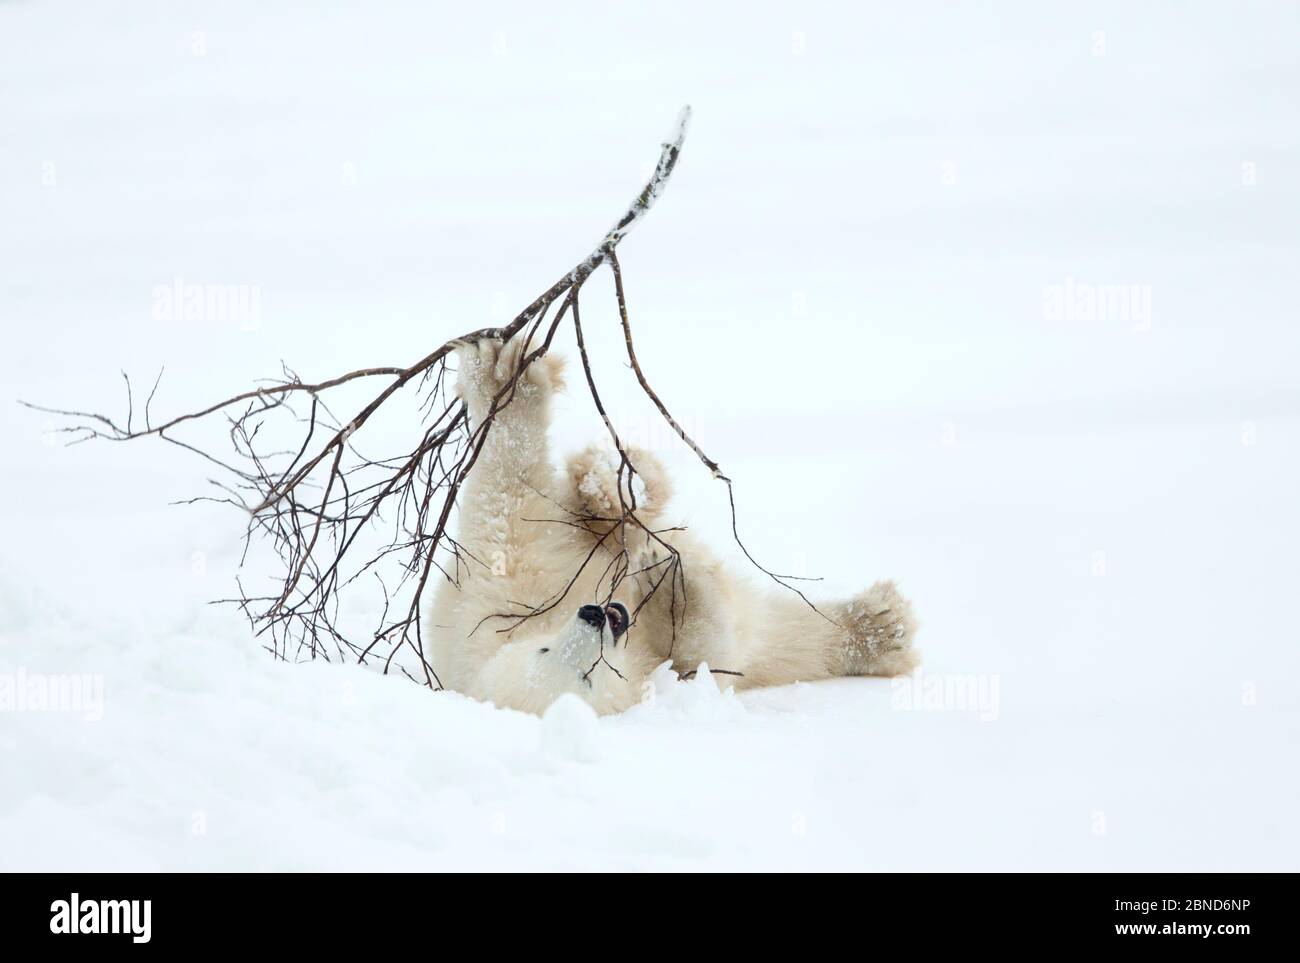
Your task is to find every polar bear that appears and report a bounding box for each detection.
[425,334,919,715]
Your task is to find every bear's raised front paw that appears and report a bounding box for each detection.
[454,335,565,416]
[564,443,673,522]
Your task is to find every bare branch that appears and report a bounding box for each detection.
[22,104,828,683]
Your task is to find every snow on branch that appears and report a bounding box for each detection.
[22,105,826,686]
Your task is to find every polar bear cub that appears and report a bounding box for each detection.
[425,335,919,715]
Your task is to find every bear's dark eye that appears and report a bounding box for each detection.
[604,602,628,639]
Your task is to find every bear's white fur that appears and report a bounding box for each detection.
[426,335,919,715]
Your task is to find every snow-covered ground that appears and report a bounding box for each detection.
[2,1,1298,870]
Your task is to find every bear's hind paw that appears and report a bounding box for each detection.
[840,580,920,677]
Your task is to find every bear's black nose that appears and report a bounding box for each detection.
[577,605,606,629]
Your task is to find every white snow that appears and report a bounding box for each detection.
[2,0,1298,870]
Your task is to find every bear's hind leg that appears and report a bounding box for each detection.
[836,580,920,677]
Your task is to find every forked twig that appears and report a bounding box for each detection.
[21,106,827,685]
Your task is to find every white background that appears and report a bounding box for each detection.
[1,0,1297,869]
